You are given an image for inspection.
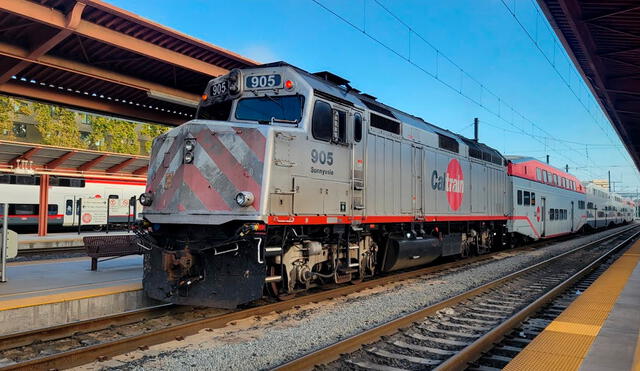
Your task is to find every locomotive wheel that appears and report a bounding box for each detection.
[267,265,295,301]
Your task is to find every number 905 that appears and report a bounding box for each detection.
[311,149,333,165]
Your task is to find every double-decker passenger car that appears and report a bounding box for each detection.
[584,181,634,229]
[506,157,587,241]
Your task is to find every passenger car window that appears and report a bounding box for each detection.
[517,190,522,205]
[531,193,536,206]
[524,191,530,206]
[312,100,332,141]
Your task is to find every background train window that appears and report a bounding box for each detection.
[371,113,401,135]
[13,204,36,215]
[66,200,73,215]
[550,209,554,220]
[536,168,542,181]
[553,174,558,185]
[70,178,85,187]
[523,191,530,206]
[517,190,522,205]
[543,171,548,183]
[531,192,536,205]
[354,113,362,142]
[437,134,459,153]
[48,204,58,215]
[0,174,9,184]
[15,175,39,185]
[578,201,585,209]
[312,100,332,141]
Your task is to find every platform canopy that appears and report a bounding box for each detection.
[0,0,258,126]
[0,139,148,179]
[537,0,640,171]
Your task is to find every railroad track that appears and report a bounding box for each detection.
[0,226,633,370]
[276,225,640,371]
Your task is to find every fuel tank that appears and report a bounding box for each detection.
[379,234,442,272]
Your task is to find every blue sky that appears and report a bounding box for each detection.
[110,0,640,193]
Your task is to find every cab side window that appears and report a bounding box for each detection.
[354,113,362,142]
[334,110,347,144]
[312,100,332,141]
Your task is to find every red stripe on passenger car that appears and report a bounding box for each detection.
[233,127,266,162]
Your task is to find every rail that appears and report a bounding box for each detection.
[274,224,640,370]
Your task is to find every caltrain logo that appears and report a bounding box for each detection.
[431,158,464,211]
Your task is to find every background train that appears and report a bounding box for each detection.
[137,62,634,308]
[0,173,144,231]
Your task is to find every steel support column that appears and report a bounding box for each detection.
[37,173,49,236]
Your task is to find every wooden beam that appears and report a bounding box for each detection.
[0,0,230,77]
[45,150,77,169]
[0,41,200,105]
[106,158,136,173]
[78,154,107,171]
[0,81,188,126]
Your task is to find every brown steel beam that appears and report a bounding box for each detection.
[0,0,230,77]
[599,46,640,57]
[537,0,640,170]
[78,154,107,171]
[106,158,136,173]
[45,150,77,169]
[0,81,187,125]
[0,41,200,106]
[38,173,49,236]
[0,1,86,84]
[132,165,148,175]
[9,146,41,166]
[583,5,640,23]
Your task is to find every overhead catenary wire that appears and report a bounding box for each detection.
[499,0,640,185]
[311,0,592,173]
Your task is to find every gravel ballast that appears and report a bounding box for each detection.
[79,225,634,371]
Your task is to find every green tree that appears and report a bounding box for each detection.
[32,103,86,148]
[0,96,14,139]
[140,123,170,154]
[86,115,140,154]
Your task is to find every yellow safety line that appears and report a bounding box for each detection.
[505,240,640,371]
[8,256,90,266]
[0,282,142,311]
[0,277,140,299]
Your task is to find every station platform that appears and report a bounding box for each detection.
[0,255,145,335]
[505,239,640,371]
[17,230,131,252]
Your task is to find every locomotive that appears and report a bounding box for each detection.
[138,62,632,308]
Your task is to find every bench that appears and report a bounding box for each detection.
[83,234,143,271]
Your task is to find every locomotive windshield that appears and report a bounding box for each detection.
[196,100,232,121]
[235,95,304,123]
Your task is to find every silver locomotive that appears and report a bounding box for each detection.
[140,62,520,308]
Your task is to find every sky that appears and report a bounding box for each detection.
[109,0,640,194]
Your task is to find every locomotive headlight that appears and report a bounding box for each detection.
[185,140,195,152]
[184,139,195,164]
[235,191,254,207]
[228,68,242,95]
[139,192,153,206]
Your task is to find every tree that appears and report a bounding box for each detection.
[0,96,14,139]
[86,115,140,154]
[140,123,170,154]
[32,103,87,148]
